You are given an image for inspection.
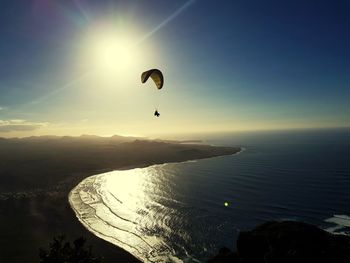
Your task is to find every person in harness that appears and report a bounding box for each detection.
[141,69,164,119]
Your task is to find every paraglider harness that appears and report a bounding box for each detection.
[154,110,160,117]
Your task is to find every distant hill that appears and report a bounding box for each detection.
[0,135,239,194]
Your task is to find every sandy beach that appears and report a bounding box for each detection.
[0,136,240,262]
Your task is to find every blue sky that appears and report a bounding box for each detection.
[0,0,349,137]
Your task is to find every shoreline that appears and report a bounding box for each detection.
[0,136,240,262]
[68,148,243,262]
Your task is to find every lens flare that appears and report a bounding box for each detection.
[92,35,134,72]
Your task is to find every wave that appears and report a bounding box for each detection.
[324,215,350,235]
[69,170,187,263]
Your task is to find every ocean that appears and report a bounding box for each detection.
[69,128,350,262]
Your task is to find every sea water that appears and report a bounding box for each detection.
[69,128,350,262]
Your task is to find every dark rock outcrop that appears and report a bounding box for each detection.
[208,221,350,263]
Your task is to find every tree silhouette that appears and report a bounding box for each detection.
[39,235,102,263]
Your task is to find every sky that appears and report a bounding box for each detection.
[0,0,349,137]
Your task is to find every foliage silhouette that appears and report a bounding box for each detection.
[39,235,102,263]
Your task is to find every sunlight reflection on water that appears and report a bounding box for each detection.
[69,166,187,262]
[69,130,350,262]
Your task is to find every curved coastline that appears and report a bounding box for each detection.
[68,147,242,262]
[0,136,240,262]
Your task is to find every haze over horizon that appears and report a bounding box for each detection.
[1,0,349,138]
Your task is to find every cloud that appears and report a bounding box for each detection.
[0,120,49,132]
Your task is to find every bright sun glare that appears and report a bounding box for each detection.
[82,24,142,78]
[92,35,134,72]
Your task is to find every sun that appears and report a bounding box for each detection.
[81,24,142,77]
[92,35,134,72]
[77,22,154,91]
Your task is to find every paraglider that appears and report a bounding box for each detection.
[141,69,164,117]
[141,69,164,89]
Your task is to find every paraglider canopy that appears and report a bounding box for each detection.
[141,69,164,89]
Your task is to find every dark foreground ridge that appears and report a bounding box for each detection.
[0,135,240,263]
[208,221,350,263]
